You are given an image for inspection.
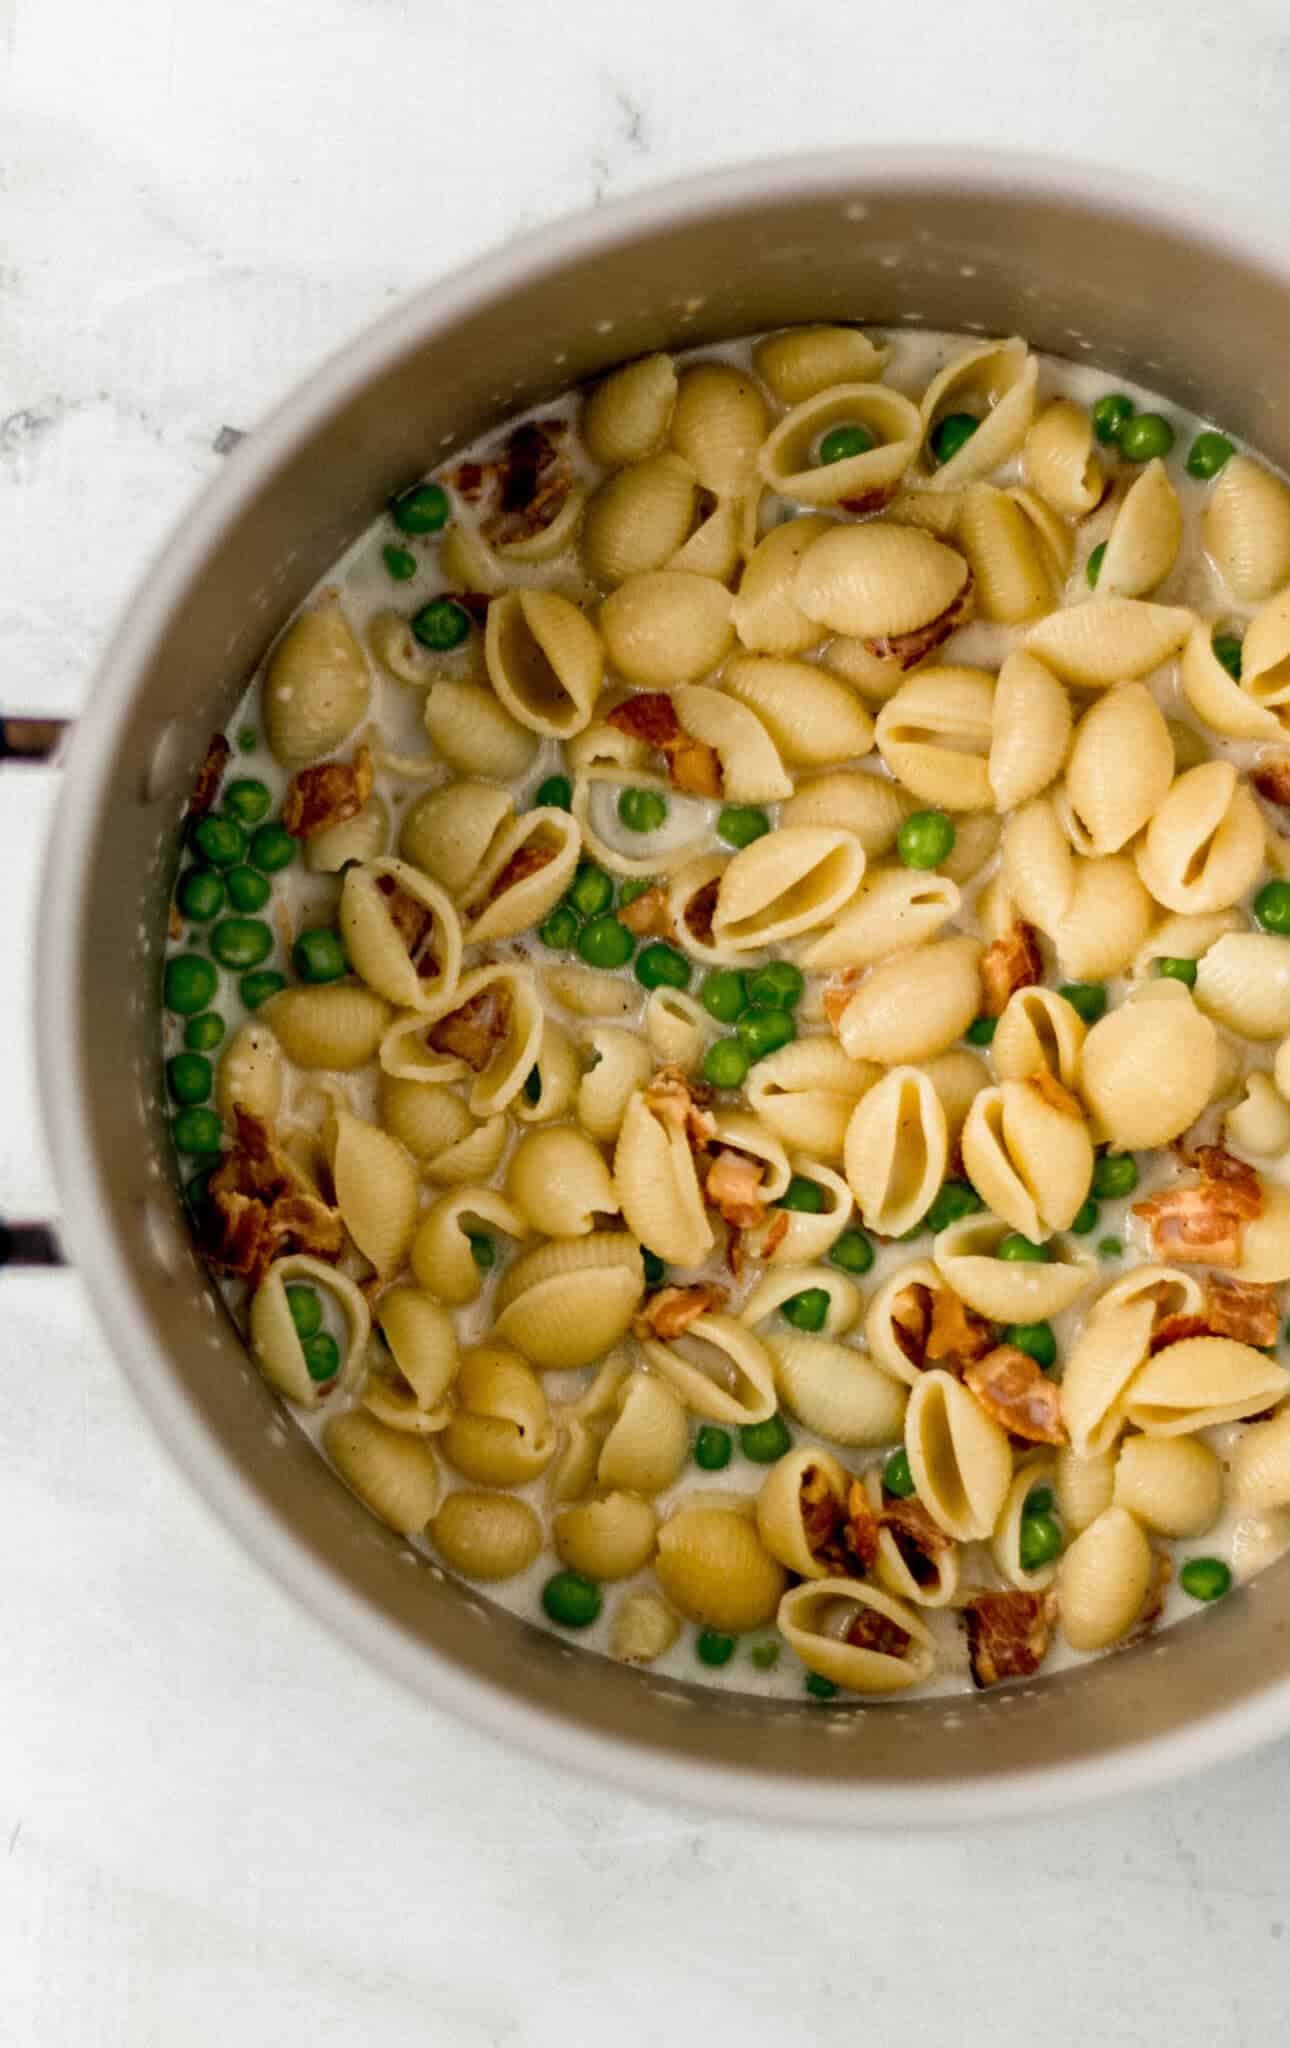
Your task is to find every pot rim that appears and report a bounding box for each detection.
[36,145,1290,1826]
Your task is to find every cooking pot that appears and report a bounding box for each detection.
[36,149,1290,1824]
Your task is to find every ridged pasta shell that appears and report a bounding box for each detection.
[770,1332,908,1447]
[1098,458,1183,597]
[1203,454,1290,602]
[743,1037,879,1160]
[780,768,915,852]
[1024,597,1192,687]
[925,1049,991,1152]
[955,484,1064,623]
[1132,910,1240,981]
[992,1458,1061,1592]
[643,987,709,1075]
[597,1371,689,1496]
[834,934,983,1065]
[905,1369,1012,1541]
[793,523,970,640]
[554,1492,658,1580]
[491,1231,645,1368]
[383,963,543,1115]
[421,1114,508,1187]
[324,1410,441,1536]
[484,589,603,739]
[741,1266,862,1339]
[844,1066,948,1237]
[409,1186,528,1306]
[669,494,742,582]
[1135,760,1264,914]
[741,1158,852,1265]
[1124,1335,1290,1434]
[217,1020,282,1123]
[992,985,1086,1091]
[339,857,462,1012]
[429,1491,543,1581]
[755,1446,853,1578]
[611,1590,681,1665]
[918,336,1038,487]
[263,982,391,1073]
[496,483,586,565]
[669,362,769,497]
[368,608,447,686]
[798,868,959,974]
[1178,623,1279,740]
[712,826,865,951]
[543,963,637,1018]
[753,325,889,404]
[670,682,793,802]
[819,634,912,703]
[513,1017,579,1126]
[571,764,710,882]
[397,781,513,893]
[1113,1434,1222,1539]
[577,1025,653,1142]
[987,651,1071,811]
[423,678,538,780]
[263,599,372,767]
[1055,854,1155,980]
[756,383,920,510]
[582,353,678,466]
[1062,682,1174,855]
[1002,794,1073,934]
[777,1579,936,1693]
[1079,984,1217,1148]
[580,452,699,584]
[459,806,581,943]
[875,666,995,809]
[438,517,508,597]
[307,794,389,873]
[1195,931,1290,1041]
[250,1255,371,1410]
[1229,1407,1290,1512]
[1055,1446,1117,1535]
[641,1314,777,1427]
[720,655,874,768]
[961,1078,1093,1241]
[1239,583,1290,709]
[374,1285,459,1416]
[933,1213,1092,1321]
[730,514,833,656]
[655,1498,788,1631]
[1236,1183,1290,1282]
[1060,1300,1156,1459]
[1225,1073,1290,1158]
[1022,398,1105,518]
[599,571,735,687]
[612,1085,713,1266]
[332,1111,418,1278]
[506,1124,618,1237]
[1057,1506,1152,1652]
[415,1335,542,1470]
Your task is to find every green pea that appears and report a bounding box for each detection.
[382,543,417,582]
[740,1414,792,1463]
[177,867,225,923]
[897,809,956,870]
[183,1011,225,1052]
[241,969,287,1010]
[190,814,246,868]
[1018,1514,1064,1571]
[805,1672,839,1700]
[286,1284,323,1339]
[540,905,579,950]
[641,1248,665,1287]
[1156,955,1198,987]
[745,961,805,1011]
[1254,881,1290,935]
[1092,393,1135,445]
[172,1105,223,1155]
[818,423,875,465]
[1098,1236,1124,1260]
[1180,1556,1231,1602]
[694,1424,733,1471]
[163,953,218,1016]
[882,1448,915,1498]
[696,1627,736,1667]
[167,1052,212,1105]
[1004,1321,1057,1371]
[225,864,271,913]
[237,726,258,753]
[542,1570,602,1629]
[717,804,771,849]
[965,1015,997,1046]
[212,917,273,970]
[829,1228,875,1276]
[411,597,470,651]
[1071,1196,1101,1235]
[635,942,691,991]
[1212,633,1243,680]
[1092,1151,1139,1200]
[736,1006,796,1061]
[293,928,349,983]
[223,778,272,826]
[1120,413,1174,462]
[749,1641,780,1671]
[781,1287,830,1333]
[702,1037,750,1090]
[700,968,748,1023]
[1060,982,1107,1025]
[1186,431,1235,480]
[997,1233,1050,1263]
[577,915,634,970]
[618,877,654,906]
[248,822,297,873]
[391,482,450,534]
[1086,541,1106,588]
[523,1065,542,1104]
[535,774,572,811]
[930,412,979,465]
[567,862,614,919]
[777,1175,825,1214]
[924,1178,984,1234]
[1024,1486,1055,1517]
[302,1332,340,1383]
[618,786,668,834]
[468,1232,496,1270]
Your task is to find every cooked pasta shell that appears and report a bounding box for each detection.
[611,1589,681,1665]
[987,651,1071,811]
[307,794,389,873]
[1022,398,1105,518]
[263,982,392,1073]
[1055,854,1155,980]
[1002,793,1074,934]
[741,1266,862,1339]
[484,589,603,740]
[459,806,581,943]
[1112,1434,1222,1539]
[992,985,1086,1091]
[577,1025,653,1142]
[410,1186,529,1306]
[497,483,586,565]
[324,1409,441,1536]
[780,768,915,853]
[385,963,543,1115]
[1135,760,1264,914]
[755,1446,853,1578]
[756,384,920,510]
[580,452,700,585]
[437,516,509,596]
[638,988,705,1077]
[712,826,865,952]
[955,484,1063,623]
[1079,983,1217,1148]
[669,362,769,497]
[721,655,875,767]
[730,514,833,657]
[843,1066,948,1237]
[992,1457,1061,1592]
[793,523,971,640]
[655,1497,788,1631]
[597,1371,689,1495]
[744,1037,879,1160]
[492,1231,645,1368]
[1204,454,1290,602]
[1195,931,1290,1041]
[565,719,651,777]
[397,780,513,893]
[1178,623,1279,739]
[1062,682,1173,856]
[1024,597,1191,687]
[1225,1072,1290,1158]
[670,683,793,801]
[570,763,710,882]
[799,867,960,973]
[669,493,742,582]
[506,1124,618,1237]
[1236,1183,1290,1283]
[543,962,637,1019]
[423,677,538,780]
[770,1332,908,1447]
[332,1111,418,1278]
[439,1346,556,1488]
[263,600,371,767]
[368,608,448,686]
[612,1085,713,1266]
[741,1157,852,1265]
[217,1020,282,1123]
[905,1369,1012,1541]
[753,325,889,404]
[553,1492,657,1580]
[1124,1335,1290,1434]
[1057,1506,1153,1651]
[582,352,678,466]
[819,634,910,703]
[925,1048,990,1149]
[1133,911,1241,982]
[429,1490,543,1581]
[834,934,983,1065]
[340,857,462,1012]
[933,1212,1092,1321]
[1229,1407,1290,1512]
[513,1017,579,1127]
[961,1078,1093,1241]
[1055,1446,1117,1535]
[778,1578,935,1693]
[1097,458,1183,597]
[421,1114,508,1187]
[875,666,995,809]
[373,1285,459,1416]
[1240,583,1290,710]
[918,335,1038,487]
[599,570,735,687]
[641,1314,777,1427]
[250,1255,371,1410]
[1059,1299,1155,1458]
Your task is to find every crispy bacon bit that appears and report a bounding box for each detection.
[965,1589,1053,1688]
[980,921,1043,1017]
[862,569,975,672]
[617,884,675,940]
[190,732,231,816]
[607,691,724,796]
[1205,1275,1281,1348]
[844,1606,912,1659]
[634,1282,728,1341]
[683,878,720,947]
[1253,756,1290,808]
[705,1149,768,1230]
[879,1495,952,1587]
[964,1345,1067,1444]
[838,485,898,516]
[823,971,860,1033]
[926,1285,994,1369]
[282,746,374,840]
[1135,1146,1264,1268]
[890,1283,932,1368]
[449,419,573,548]
[427,982,511,1070]
[797,1464,846,1564]
[1029,1069,1084,1119]
[486,839,556,903]
[760,1209,790,1260]
[837,1479,882,1574]
[1149,1313,1212,1354]
[644,1065,717,1148]
[1195,1146,1263,1217]
[455,590,493,626]
[376,872,434,955]
[668,735,724,797]
[203,1109,344,1287]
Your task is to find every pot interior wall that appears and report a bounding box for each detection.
[55,162,1290,1806]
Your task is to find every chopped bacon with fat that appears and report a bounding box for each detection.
[634,1282,728,1342]
[427,982,511,1070]
[965,1589,1053,1688]
[822,972,860,1033]
[890,1283,932,1368]
[862,569,974,671]
[607,691,724,797]
[1194,1145,1264,1217]
[643,1065,717,1148]
[964,1344,1067,1444]
[1149,1313,1212,1354]
[879,1495,952,1587]
[203,1108,344,1288]
[683,878,720,947]
[1135,1146,1263,1268]
[617,884,675,940]
[926,1284,994,1369]
[668,734,724,797]
[190,732,231,816]
[705,1149,768,1230]
[282,746,374,840]
[844,1605,912,1659]
[1253,756,1290,808]
[486,839,557,903]
[449,420,573,548]
[980,921,1043,1017]
[1204,1274,1281,1348]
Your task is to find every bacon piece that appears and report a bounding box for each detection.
[879,1495,952,1587]
[1204,1275,1281,1348]
[799,1464,844,1553]
[606,692,723,796]
[890,1283,932,1369]
[862,569,975,671]
[838,484,898,516]
[1253,756,1290,808]
[705,1149,767,1229]
[1135,1146,1264,1268]
[634,1282,728,1341]
[643,1065,717,1148]
[1029,1069,1084,1119]
[1149,1313,1212,1354]
[203,1109,344,1287]
[376,872,434,955]
[190,732,231,816]
[268,1191,346,1264]
[282,746,374,840]
[759,1209,790,1260]
[486,839,556,903]
[965,1589,1053,1688]
[837,1479,882,1573]
[964,1344,1067,1444]
[667,734,724,797]
[427,982,511,1070]
[980,921,1043,1017]
[1194,1145,1263,1218]
[926,1285,994,1369]
[449,419,573,548]
[617,884,675,940]
[683,878,720,947]
[844,1606,912,1659]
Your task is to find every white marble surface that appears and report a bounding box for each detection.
[6,2,1290,2039]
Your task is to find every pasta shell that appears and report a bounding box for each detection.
[543,963,637,1019]
[1023,398,1105,518]
[712,826,865,951]
[612,1085,713,1266]
[484,589,603,739]
[780,769,914,853]
[904,1370,1012,1541]
[513,1017,579,1126]
[1236,1184,1290,1283]
[571,765,709,881]
[250,1255,371,1410]
[373,1285,459,1418]
[671,682,794,802]
[1195,931,1290,1041]
[1203,454,1290,602]
[339,857,462,1012]
[1124,1335,1290,1433]
[217,1020,282,1123]
[819,635,911,704]
[741,1265,862,1339]
[753,325,889,404]
[1131,910,1240,981]
[992,1458,1061,1591]
[770,1332,908,1447]
[875,666,995,809]
[730,514,833,657]
[834,934,983,1065]
[1055,1446,1117,1535]
[777,1579,935,1693]
[429,1491,543,1581]
[918,336,1038,487]
[582,353,678,466]
[410,1186,530,1306]
[793,523,971,640]
[844,1066,948,1237]
[655,1497,787,1631]
[992,986,1086,1092]
[641,1313,777,1427]
[1113,1435,1222,1539]
[597,1372,689,1495]
[933,1212,1092,1321]
[744,1037,879,1160]
[756,383,920,510]
[1057,1506,1153,1651]
[1229,1407,1290,1512]
[669,362,769,497]
[644,986,710,1074]
[1002,794,1074,933]
[1135,761,1264,914]
[307,794,389,873]
[1225,1073,1290,1158]
[459,806,581,943]
[1239,583,1290,709]
[1178,622,1279,741]
[384,963,543,1115]
[1097,459,1183,597]
[506,1124,618,1237]
[755,1446,853,1578]
[324,1410,441,1536]
[741,1158,852,1266]
[961,1078,1094,1240]
[263,600,371,767]
[1055,854,1155,980]
[987,651,1071,811]
[577,1025,653,1142]
[669,494,742,582]
[1079,984,1217,1148]
[599,571,735,687]
[611,1590,681,1665]
[1059,1299,1155,1458]
[1062,683,1173,855]
[580,452,699,585]
[955,484,1064,623]
[721,656,875,766]
[799,867,959,973]
[421,1114,508,1187]
[397,781,514,893]
[554,1493,658,1580]
[332,1111,418,1278]
[1024,598,1191,687]
[496,484,586,565]
[492,1231,645,1368]
[423,678,538,780]
[368,608,448,686]
[264,982,392,1072]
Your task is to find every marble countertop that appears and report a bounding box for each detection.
[6,2,1290,2040]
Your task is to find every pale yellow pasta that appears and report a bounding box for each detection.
[756,383,920,508]
[955,484,1064,623]
[919,336,1038,481]
[755,1446,853,1579]
[862,1257,966,1388]
[264,982,392,1072]
[770,1332,908,1447]
[612,1084,713,1266]
[513,1017,580,1126]
[554,1492,658,1580]
[1229,1407,1290,1512]
[641,1314,777,1427]
[330,1110,418,1278]
[1062,683,1174,856]
[1024,597,1191,687]
[740,1266,862,1339]
[993,1458,1061,1592]
[730,514,833,656]
[779,768,915,853]
[217,1019,282,1122]
[1203,454,1290,602]
[669,362,769,497]
[325,1410,442,1536]
[596,1372,689,1496]
[610,1590,681,1665]
[505,1124,618,1237]
[390,963,542,1115]
[1078,982,1217,1148]
[800,868,960,975]
[1112,1435,1222,1539]
[1002,793,1074,934]
[572,766,709,881]
[753,325,889,404]
[843,1066,948,1237]
[1240,583,1290,708]
[459,807,581,944]
[1131,910,1241,980]
[492,1232,645,1369]
[398,780,514,893]
[369,1285,459,1429]
[819,633,911,704]
[497,483,587,565]
[1123,1335,1290,1434]
[599,570,735,687]
[368,607,452,685]
[655,1497,788,1631]
[1055,1446,1117,1535]
[904,1369,1012,1541]
[742,1158,851,1265]
[564,718,649,777]
[721,655,875,766]
[440,1346,556,1487]
[992,986,1086,1091]
[422,677,539,779]
[1054,854,1156,982]
[939,813,1001,886]
[670,682,794,802]
[1097,458,1183,596]
[833,934,983,1065]
[669,494,742,582]
[1179,621,1282,739]
[410,1187,528,1305]
[580,452,700,584]
[924,1048,991,1152]
[1225,1072,1290,1158]
[484,589,603,739]
[1023,398,1105,517]
[743,1037,879,1161]
[437,516,509,595]
[263,599,371,767]
[934,1212,1092,1321]
[1135,761,1264,914]
[777,1579,935,1693]
[250,1255,371,1410]
[429,1491,543,1581]
[421,1114,508,1187]
[1196,931,1290,1041]
[711,827,865,952]
[987,650,1071,811]
[582,352,677,466]
[577,1026,653,1142]
[961,1079,1094,1240]
[1060,1300,1156,1460]
[307,794,389,873]
[1057,1506,1153,1651]
[639,987,706,1074]
[875,666,995,809]
[339,857,462,1011]
[792,522,972,641]
[376,1073,472,1165]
